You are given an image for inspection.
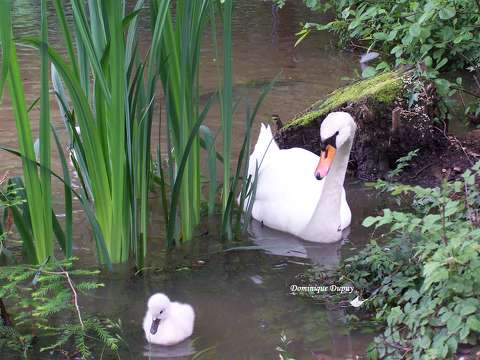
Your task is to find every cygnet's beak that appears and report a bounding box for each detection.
[315,144,336,180]
[150,318,161,335]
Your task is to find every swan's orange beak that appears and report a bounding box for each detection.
[315,145,336,180]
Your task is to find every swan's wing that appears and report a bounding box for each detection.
[250,148,324,234]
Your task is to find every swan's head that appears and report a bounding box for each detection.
[315,112,356,180]
[147,293,171,335]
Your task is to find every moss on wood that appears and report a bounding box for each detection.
[285,71,403,129]
[275,70,450,181]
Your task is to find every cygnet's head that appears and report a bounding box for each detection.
[315,112,356,180]
[147,293,171,335]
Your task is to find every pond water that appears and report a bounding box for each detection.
[0,1,388,359]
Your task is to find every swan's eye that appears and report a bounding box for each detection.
[160,310,164,314]
[321,131,340,150]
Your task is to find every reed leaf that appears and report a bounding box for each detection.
[199,125,217,216]
[0,5,54,264]
[167,94,216,246]
[220,0,233,214]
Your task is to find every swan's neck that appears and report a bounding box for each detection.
[300,138,353,242]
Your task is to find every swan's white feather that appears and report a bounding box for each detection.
[251,147,350,234]
[143,294,195,346]
[244,112,355,243]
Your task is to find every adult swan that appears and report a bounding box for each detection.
[244,112,356,243]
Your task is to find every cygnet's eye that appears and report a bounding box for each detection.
[160,310,164,314]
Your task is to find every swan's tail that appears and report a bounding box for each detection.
[246,123,279,180]
[239,123,279,208]
[251,123,279,163]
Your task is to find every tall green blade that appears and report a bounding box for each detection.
[39,0,53,257]
[0,5,53,264]
[221,0,233,215]
[0,0,11,100]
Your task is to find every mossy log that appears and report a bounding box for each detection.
[274,70,448,180]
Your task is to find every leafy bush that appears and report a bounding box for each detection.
[341,161,480,359]
[283,0,479,71]
[275,0,480,120]
[0,258,121,359]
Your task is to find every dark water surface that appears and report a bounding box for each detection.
[0,1,386,359]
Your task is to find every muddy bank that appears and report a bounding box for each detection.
[402,130,480,186]
[274,70,479,186]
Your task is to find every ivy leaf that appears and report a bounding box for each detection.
[362,216,378,227]
[467,315,480,331]
[447,314,462,333]
[419,335,431,349]
[460,304,477,316]
[362,66,377,79]
[373,32,387,40]
[435,58,449,70]
[409,23,422,37]
[439,7,456,20]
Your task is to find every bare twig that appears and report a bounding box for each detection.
[440,176,450,246]
[0,172,8,186]
[441,201,448,246]
[473,75,480,90]
[29,267,84,329]
[61,267,84,329]
[348,42,389,56]
[465,181,471,221]
[455,86,480,99]
[409,162,435,180]
[383,338,412,353]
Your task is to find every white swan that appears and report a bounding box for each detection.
[143,293,195,346]
[244,112,356,243]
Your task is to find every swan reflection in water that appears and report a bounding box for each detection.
[247,219,350,270]
[143,340,195,359]
[247,219,363,360]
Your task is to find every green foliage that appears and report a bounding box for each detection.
[279,0,480,121]
[0,0,58,265]
[276,331,296,360]
[288,0,480,71]
[386,149,419,180]
[0,258,121,359]
[1,1,272,267]
[343,161,480,359]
